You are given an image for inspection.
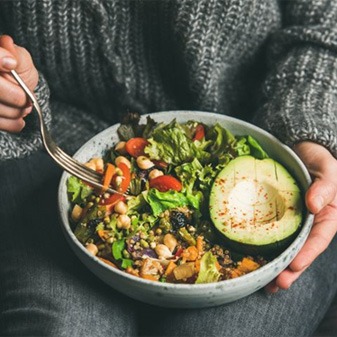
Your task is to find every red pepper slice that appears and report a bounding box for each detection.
[125,137,149,157]
[149,175,182,192]
[99,193,125,206]
[174,247,184,258]
[115,162,131,193]
[193,124,205,141]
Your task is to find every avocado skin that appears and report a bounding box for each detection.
[215,226,301,258]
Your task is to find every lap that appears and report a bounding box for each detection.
[1,151,336,337]
[0,151,138,336]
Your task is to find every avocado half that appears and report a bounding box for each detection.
[209,156,303,256]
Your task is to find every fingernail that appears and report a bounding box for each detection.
[2,57,17,70]
[313,195,324,212]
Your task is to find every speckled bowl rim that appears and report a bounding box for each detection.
[58,111,314,291]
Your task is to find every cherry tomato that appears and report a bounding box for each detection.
[125,137,149,157]
[149,175,182,192]
[193,124,205,141]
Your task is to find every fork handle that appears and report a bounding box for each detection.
[11,70,37,105]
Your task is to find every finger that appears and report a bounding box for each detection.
[0,35,18,71]
[0,35,38,90]
[0,103,32,119]
[274,267,303,290]
[264,280,279,294]
[0,75,28,108]
[0,116,25,133]
[0,36,35,76]
[290,206,337,272]
[306,178,337,214]
[0,35,17,56]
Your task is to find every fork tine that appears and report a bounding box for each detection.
[53,147,103,182]
[52,150,102,184]
[51,153,125,196]
[51,150,102,187]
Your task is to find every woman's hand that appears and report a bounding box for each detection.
[0,35,38,132]
[266,141,337,293]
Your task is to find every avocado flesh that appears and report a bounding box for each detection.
[210,156,303,254]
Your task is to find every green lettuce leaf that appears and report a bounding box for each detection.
[144,120,210,165]
[207,123,236,158]
[144,189,201,216]
[246,135,269,159]
[67,176,93,203]
[195,252,222,284]
[112,239,125,260]
[175,158,216,195]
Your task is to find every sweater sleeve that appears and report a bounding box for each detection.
[253,0,337,157]
[0,72,52,161]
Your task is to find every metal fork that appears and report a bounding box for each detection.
[11,70,125,196]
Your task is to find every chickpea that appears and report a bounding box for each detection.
[114,200,128,214]
[115,176,124,187]
[163,233,178,252]
[71,204,83,222]
[115,156,131,169]
[117,214,131,229]
[136,156,154,170]
[86,243,98,256]
[115,141,127,154]
[84,161,96,171]
[155,244,173,259]
[148,169,164,180]
[93,158,104,172]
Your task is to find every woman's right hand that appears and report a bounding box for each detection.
[0,35,39,133]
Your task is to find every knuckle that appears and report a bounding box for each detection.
[11,119,25,132]
[9,87,27,107]
[310,232,330,254]
[17,45,33,64]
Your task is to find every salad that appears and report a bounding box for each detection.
[67,113,272,284]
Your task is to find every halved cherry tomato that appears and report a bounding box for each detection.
[149,175,182,192]
[193,124,205,141]
[125,137,149,157]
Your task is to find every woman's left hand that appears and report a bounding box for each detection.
[266,141,337,293]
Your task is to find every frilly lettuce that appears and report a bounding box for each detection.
[175,158,216,198]
[144,120,211,165]
[67,176,93,203]
[195,251,221,284]
[143,189,202,217]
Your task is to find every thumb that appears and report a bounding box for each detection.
[0,35,18,57]
[0,35,18,70]
[306,177,337,214]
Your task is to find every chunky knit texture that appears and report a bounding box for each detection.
[0,0,337,160]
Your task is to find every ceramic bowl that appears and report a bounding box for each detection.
[58,111,314,308]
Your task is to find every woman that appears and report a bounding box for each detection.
[0,1,337,336]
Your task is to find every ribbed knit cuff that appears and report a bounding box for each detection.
[0,72,51,161]
[253,46,337,158]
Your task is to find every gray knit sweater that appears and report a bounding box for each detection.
[1,0,337,160]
